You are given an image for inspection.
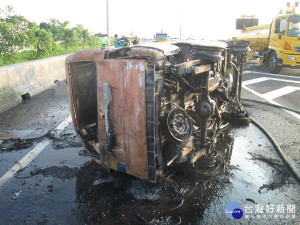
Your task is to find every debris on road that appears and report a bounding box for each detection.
[0,128,49,151]
[0,139,33,151]
[11,191,22,200]
[21,93,30,101]
[47,184,54,192]
[0,128,48,140]
[53,80,59,86]
[30,166,79,180]
[47,131,83,149]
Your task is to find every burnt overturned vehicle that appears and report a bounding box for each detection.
[66,40,250,182]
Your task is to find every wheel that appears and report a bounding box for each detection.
[267,52,282,74]
[162,108,193,142]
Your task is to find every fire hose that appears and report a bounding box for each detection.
[241,98,300,184]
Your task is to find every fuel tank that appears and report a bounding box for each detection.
[233,24,270,51]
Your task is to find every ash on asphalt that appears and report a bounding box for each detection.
[0,82,70,132]
[0,81,299,224]
[0,124,299,225]
[47,131,83,149]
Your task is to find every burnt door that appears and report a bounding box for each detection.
[96,59,149,179]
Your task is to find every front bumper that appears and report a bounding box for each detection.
[282,54,300,66]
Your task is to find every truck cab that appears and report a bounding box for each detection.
[268,13,300,73]
[155,32,168,42]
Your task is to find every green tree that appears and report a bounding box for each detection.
[61,27,79,53]
[48,18,69,42]
[0,7,31,63]
[94,32,105,38]
[39,22,51,31]
[28,26,56,59]
[0,21,16,63]
[46,19,80,53]
[74,24,89,50]
[88,35,101,48]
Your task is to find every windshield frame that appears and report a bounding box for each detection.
[156,34,168,40]
[287,15,300,37]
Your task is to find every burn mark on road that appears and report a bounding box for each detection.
[30,166,79,180]
[0,139,33,151]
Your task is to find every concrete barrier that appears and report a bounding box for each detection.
[0,55,68,113]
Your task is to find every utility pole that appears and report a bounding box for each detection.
[107,0,109,38]
[180,8,182,39]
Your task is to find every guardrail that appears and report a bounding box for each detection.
[0,55,68,113]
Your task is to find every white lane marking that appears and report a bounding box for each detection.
[243,77,270,86]
[0,116,72,187]
[244,71,300,79]
[243,77,300,86]
[242,84,300,120]
[262,86,300,100]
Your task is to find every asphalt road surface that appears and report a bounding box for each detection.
[242,65,300,174]
[0,66,299,225]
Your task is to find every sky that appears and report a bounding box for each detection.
[0,0,296,40]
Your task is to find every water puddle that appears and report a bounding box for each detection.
[1,125,298,225]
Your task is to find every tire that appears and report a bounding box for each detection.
[267,52,282,74]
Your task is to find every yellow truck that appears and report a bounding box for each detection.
[233,4,300,73]
[155,31,168,42]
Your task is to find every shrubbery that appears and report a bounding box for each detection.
[0,5,105,66]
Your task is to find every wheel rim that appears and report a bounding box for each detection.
[164,109,193,142]
[268,54,276,70]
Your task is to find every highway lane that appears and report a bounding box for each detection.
[243,65,300,112]
[0,81,75,184]
[242,65,300,174]
[0,68,299,224]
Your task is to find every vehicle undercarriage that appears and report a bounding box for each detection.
[66,40,250,182]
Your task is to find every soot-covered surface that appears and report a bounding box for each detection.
[0,78,299,225]
[0,124,298,225]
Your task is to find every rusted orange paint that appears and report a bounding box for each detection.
[66,50,149,179]
[96,59,148,179]
[65,49,106,64]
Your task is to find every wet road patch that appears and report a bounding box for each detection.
[30,166,79,180]
[0,125,299,225]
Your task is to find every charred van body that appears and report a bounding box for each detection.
[66,40,250,182]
